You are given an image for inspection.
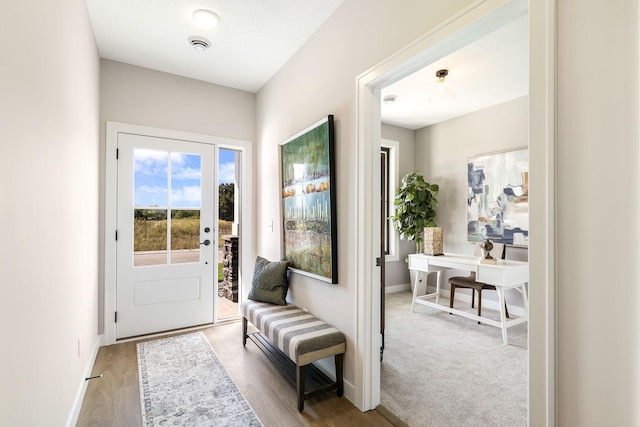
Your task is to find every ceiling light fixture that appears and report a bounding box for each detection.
[188,37,211,52]
[429,69,455,103]
[193,9,220,28]
[383,95,398,104]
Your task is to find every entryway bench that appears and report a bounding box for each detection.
[240,299,346,412]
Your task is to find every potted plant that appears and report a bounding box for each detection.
[389,171,440,254]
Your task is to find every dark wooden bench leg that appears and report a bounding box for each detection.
[297,364,306,412]
[242,317,248,347]
[477,289,482,324]
[335,353,344,397]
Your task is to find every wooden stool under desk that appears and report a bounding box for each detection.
[449,274,510,323]
[449,242,509,323]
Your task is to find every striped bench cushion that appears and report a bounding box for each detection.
[241,300,346,365]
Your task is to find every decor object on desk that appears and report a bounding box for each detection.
[479,239,497,264]
[467,148,529,245]
[280,115,337,283]
[389,171,439,253]
[248,256,290,305]
[423,226,443,255]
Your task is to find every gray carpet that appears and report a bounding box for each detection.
[137,332,263,427]
[381,291,527,427]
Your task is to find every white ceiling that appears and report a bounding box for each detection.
[85,0,344,93]
[381,15,528,130]
[85,1,527,129]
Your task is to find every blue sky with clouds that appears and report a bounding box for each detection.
[134,149,236,208]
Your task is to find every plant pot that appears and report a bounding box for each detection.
[423,227,443,255]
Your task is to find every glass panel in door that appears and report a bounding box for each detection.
[217,148,240,320]
[133,149,168,266]
[132,150,205,266]
[170,152,202,265]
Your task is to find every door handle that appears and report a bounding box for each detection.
[199,239,211,246]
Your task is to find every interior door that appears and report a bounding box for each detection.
[380,148,388,360]
[116,133,216,339]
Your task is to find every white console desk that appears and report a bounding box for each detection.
[408,253,529,345]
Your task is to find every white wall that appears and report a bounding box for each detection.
[416,96,528,255]
[0,0,100,425]
[1,0,635,424]
[257,0,639,423]
[100,60,256,143]
[556,0,639,425]
[381,123,416,287]
[415,96,529,307]
[98,60,256,333]
[256,0,488,401]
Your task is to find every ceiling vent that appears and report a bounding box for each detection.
[188,37,210,52]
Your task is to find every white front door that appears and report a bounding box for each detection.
[116,133,216,339]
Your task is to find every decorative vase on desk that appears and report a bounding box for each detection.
[423,227,443,255]
[479,239,497,264]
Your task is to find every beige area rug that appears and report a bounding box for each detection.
[137,332,263,427]
[381,291,528,427]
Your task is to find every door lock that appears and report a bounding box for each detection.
[199,239,211,246]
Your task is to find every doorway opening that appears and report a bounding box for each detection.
[354,0,556,423]
[217,148,242,321]
[377,11,530,423]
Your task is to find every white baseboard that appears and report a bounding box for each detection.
[385,283,410,294]
[99,332,108,347]
[66,338,101,427]
[314,357,355,405]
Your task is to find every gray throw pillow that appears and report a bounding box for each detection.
[248,256,290,305]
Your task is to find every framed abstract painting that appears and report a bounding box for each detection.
[280,115,338,283]
[467,148,529,246]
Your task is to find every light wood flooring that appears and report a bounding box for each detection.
[77,321,400,427]
[218,295,239,319]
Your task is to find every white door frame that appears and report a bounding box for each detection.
[354,0,556,425]
[104,122,253,345]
